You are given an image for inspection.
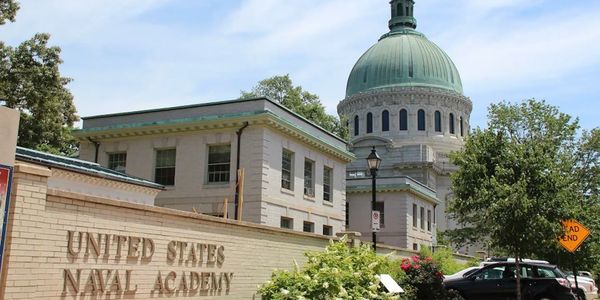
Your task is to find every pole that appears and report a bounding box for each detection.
[371,170,377,252]
[573,255,579,291]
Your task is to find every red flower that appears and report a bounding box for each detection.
[411,255,420,262]
[436,271,444,278]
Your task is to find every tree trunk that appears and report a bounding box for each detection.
[515,253,522,300]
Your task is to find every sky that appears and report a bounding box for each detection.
[2,0,600,130]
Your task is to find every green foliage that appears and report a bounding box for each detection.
[258,238,407,300]
[1,33,78,155]
[0,0,19,25]
[419,246,477,276]
[398,255,463,300]
[241,74,348,141]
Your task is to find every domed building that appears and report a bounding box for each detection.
[338,0,472,251]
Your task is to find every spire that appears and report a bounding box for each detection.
[388,0,417,30]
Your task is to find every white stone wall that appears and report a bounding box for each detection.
[79,125,347,236]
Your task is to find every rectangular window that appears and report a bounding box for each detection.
[323,225,333,236]
[413,243,418,251]
[374,202,385,227]
[280,217,293,229]
[281,149,294,190]
[323,166,332,201]
[303,221,314,233]
[304,159,314,197]
[420,207,425,229]
[155,149,176,186]
[427,209,432,232]
[107,152,127,173]
[345,201,349,227]
[412,204,418,227]
[208,145,231,183]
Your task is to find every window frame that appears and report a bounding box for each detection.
[281,149,294,191]
[427,209,432,232]
[449,113,455,134]
[417,109,426,131]
[434,111,442,132]
[323,166,333,202]
[303,221,314,233]
[207,144,231,184]
[303,159,315,197]
[382,110,390,132]
[366,112,373,133]
[412,204,418,227]
[420,206,425,229]
[154,148,177,186]
[107,152,127,173]
[399,109,408,131]
[323,225,333,236]
[280,217,293,230]
[354,115,359,136]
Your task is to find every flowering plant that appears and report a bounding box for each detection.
[399,255,461,300]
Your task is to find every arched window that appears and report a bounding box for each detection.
[399,109,408,131]
[382,110,390,132]
[417,109,426,131]
[460,117,464,137]
[397,4,403,16]
[354,115,359,136]
[449,113,455,134]
[434,111,442,132]
[366,113,373,133]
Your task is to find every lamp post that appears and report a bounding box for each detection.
[367,146,381,252]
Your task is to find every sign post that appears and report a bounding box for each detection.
[558,219,591,292]
[372,210,381,232]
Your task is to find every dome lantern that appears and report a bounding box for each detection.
[389,0,417,30]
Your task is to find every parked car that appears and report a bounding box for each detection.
[444,267,481,281]
[444,262,577,300]
[566,275,598,300]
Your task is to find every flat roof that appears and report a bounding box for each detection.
[16,147,164,189]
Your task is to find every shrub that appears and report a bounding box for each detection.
[258,237,409,299]
[398,255,463,300]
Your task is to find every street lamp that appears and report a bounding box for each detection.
[367,146,381,252]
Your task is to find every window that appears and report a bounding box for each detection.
[399,109,408,131]
[417,109,426,131]
[345,201,349,227]
[412,204,418,227]
[366,113,373,133]
[107,152,127,173]
[155,149,176,186]
[460,117,464,137]
[208,145,231,183]
[397,3,403,16]
[420,207,425,229]
[282,149,294,190]
[413,243,418,251]
[303,221,314,233]
[434,111,442,132]
[323,167,332,202]
[304,159,314,197]
[374,202,385,227]
[427,210,432,232]
[354,115,359,136]
[449,113,455,134]
[382,110,390,132]
[406,6,410,17]
[280,217,293,229]
[323,225,333,236]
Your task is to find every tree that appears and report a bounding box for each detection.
[0,0,18,25]
[447,99,584,300]
[0,2,78,155]
[241,75,348,140]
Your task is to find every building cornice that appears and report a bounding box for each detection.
[74,110,356,163]
[346,176,439,204]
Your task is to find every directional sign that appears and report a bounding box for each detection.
[372,211,381,232]
[559,220,590,253]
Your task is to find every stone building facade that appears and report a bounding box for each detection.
[75,97,354,236]
[339,0,473,250]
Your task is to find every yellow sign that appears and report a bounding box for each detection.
[559,220,590,253]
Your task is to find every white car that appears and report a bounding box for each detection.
[568,275,598,300]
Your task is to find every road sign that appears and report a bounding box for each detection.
[559,219,590,253]
[372,210,380,231]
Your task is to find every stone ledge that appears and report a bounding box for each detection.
[14,162,51,178]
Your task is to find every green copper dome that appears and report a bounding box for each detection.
[345,0,463,98]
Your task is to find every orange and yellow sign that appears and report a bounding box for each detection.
[559,220,590,253]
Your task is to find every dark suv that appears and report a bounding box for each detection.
[444,262,577,300]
